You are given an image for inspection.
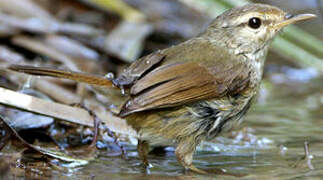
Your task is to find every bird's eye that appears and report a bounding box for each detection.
[248,17,262,29]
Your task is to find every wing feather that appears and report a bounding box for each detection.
[119,62,230,116]
[117,38,251,116]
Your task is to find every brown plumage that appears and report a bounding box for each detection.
[117,38,252,116]
[8,3,315,174]
[9,65,113,87]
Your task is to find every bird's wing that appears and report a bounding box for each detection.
[112,52,166,87]
[118,39,251,116]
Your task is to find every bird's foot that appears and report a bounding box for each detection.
[139,162,153,174]
[185,165,207,174]
[185,166,246,177]
[69,102,100,148]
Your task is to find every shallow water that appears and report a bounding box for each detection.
[46,1,323,179]
[50,73,320,180]
[5,1,323,179]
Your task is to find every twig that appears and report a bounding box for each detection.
[0,87,137,136]
[0,116,89,167]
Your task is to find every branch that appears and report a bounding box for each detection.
[0,87,137,136]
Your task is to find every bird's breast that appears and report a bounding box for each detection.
[189,89,256,140]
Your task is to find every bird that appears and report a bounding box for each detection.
[9,3,316,173]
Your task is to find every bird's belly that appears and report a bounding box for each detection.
[128,94,255,147]
[188,95,255,140]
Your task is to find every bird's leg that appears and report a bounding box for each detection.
[175,138,206,174]
[137,140,150,168]
[70,102,101,148]
[176,138,245,176]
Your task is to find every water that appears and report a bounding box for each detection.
[74,74,322,180]
[29,64,321,179]
[5,1,323,179]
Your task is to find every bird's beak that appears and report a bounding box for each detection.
[273,13,316,30]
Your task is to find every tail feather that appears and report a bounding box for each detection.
[9,65,113,87]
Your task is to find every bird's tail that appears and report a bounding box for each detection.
[9,65,113,87]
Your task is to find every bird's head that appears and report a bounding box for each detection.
[205,3,316,55]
